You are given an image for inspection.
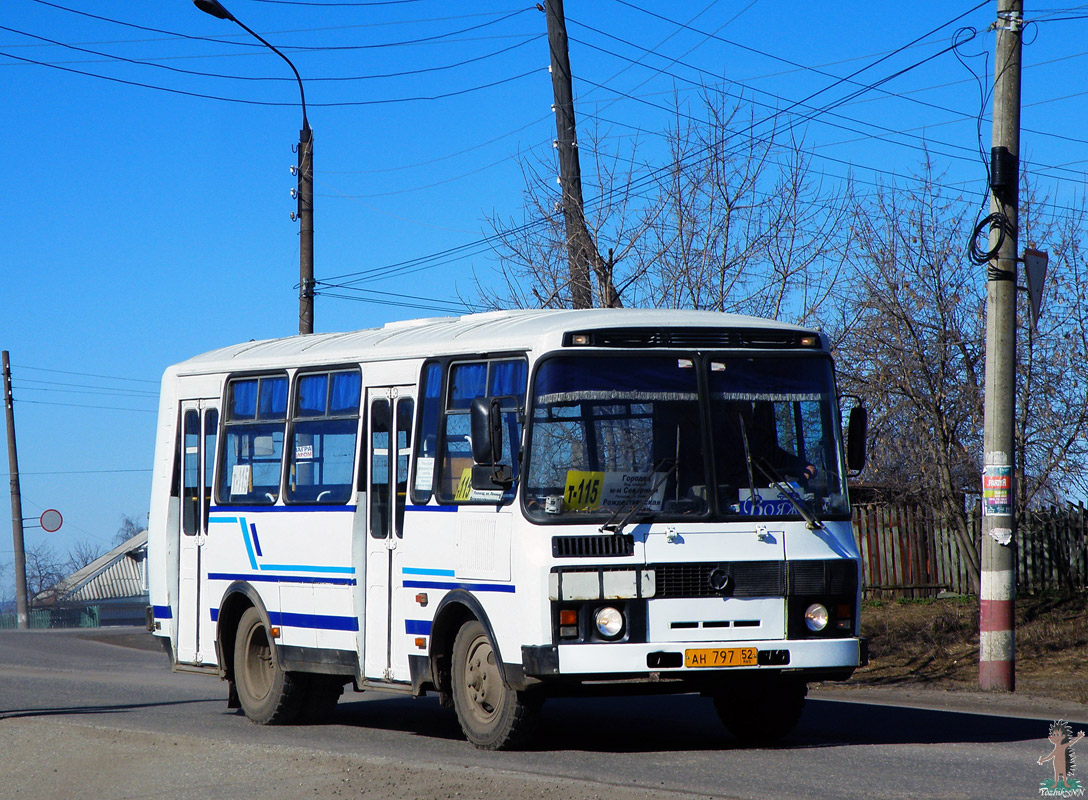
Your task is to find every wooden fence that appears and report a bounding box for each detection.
[852,500,1088,597]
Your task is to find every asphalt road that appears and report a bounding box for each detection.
[0,628,1084,800]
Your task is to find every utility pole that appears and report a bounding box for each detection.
[543,0,620,308]
[297,125,315,335]
[3,352,29,630]
[979,0,1022,692]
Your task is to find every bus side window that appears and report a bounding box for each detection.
[436,358,526,504]
[410,361,442,504]
[395,398,413,535]
[287,370,361,505]
[203,409,218,528]
[370,399,391,538]
[218,375,287,505]
[182,410,200,535]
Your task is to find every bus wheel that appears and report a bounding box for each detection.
[234,607,304,725]
[712,674,806,745]
[451,620,540,750]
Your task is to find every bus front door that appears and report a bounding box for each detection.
[175,399,219,665]
[363,387,414,682]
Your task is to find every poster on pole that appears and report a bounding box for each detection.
[982,465,1013,517]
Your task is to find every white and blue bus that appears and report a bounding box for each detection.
[146,308,867,749]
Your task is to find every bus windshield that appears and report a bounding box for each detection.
[524,354,849,523]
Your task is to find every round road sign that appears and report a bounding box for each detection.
[40,509,63,533]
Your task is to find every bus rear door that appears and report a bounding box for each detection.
[176,398,219,665]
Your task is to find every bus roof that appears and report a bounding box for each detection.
[165,308,820,377]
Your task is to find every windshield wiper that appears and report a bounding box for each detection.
[599,458,678,535]
[752,457,823,530]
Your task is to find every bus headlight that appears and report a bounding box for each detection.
[804,603,829,632]
[594,606,624,639]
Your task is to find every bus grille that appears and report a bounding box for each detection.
[649,560,856,598]
[788,559,858,595]
[651,561,786,598]
[552,534,635,558]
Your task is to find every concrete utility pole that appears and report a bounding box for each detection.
[297,124,315,335]
[979,0,1023,692]
[3,351,29,630]
[543,0,620,309]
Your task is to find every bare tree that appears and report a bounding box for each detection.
[1014,183,1088,506]
[68,540,104,572]
[478,89,850,321]
[114,513,146,547]
[834,160,985,592]
[834,162,1088,593]
[24,543,68,601]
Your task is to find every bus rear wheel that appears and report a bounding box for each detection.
[450,620,540,750]
[234,606,304,725]
[712,674,806,745]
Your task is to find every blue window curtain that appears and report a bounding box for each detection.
[489,360,527,401]
[297,374,327,417]
[448,363,487,409]
[259,376,288,419]
[329,371,361,415]
[230,380,257,420]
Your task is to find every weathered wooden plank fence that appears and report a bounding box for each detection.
[852,500,1088,597]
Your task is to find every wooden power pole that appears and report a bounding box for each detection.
[979,0,1022,692]
[3,351,29,629]
[543,0,620,308]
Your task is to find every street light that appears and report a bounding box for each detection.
[194,0,315,335]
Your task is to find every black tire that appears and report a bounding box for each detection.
[233,607,304,725]
[712,674,806,745]
[450,619,540,750]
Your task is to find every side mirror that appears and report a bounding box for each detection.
[469,397,512,489]
[846,405,867,473]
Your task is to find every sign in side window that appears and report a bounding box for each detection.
[218,375,288,505]
[287,369,361,505]
[436,358,527,504]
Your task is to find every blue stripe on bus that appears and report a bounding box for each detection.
[207,572,357,586]
[238,517,258,569]
[405,619,432,635]
[208,607,358,632]
[250,522,263,557]
[403,579,516,594]
[153,605,172,619]
[209,505,357,513]
[405,504,458,513]
[270,611,359,632]
[402,567,456,577]
[258,563,355,575]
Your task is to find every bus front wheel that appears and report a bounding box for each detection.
[450,619,540,750]
[234,606,304,725]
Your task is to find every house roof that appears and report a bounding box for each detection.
[42,530,147,603]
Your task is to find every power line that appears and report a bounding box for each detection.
[0,47,544,108]
[0,24,542,84]
[11,365,158,384]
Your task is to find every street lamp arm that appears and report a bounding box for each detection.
[193,0,309,133]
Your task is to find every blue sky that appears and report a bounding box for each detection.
[2,0,1086,593]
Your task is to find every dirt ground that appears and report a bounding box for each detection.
[839,592,1088,704]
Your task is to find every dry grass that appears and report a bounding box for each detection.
[850,593,1088,703]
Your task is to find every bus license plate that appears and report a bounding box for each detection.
[684,647,758,668]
